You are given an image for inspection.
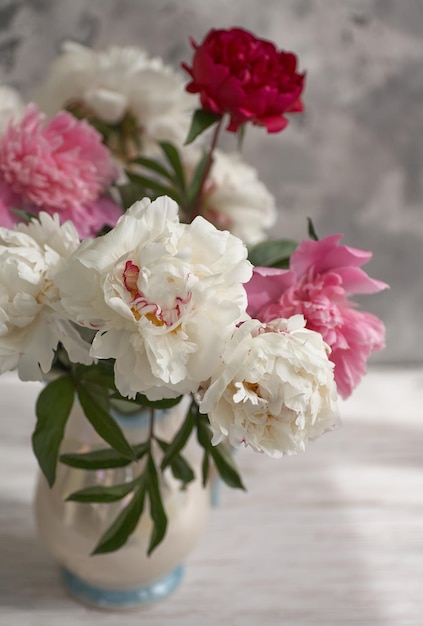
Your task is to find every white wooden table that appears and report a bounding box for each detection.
[1,367,423,625]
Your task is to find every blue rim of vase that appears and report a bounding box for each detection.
[61,564,185,610]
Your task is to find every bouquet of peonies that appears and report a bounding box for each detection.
[0,28,387,556]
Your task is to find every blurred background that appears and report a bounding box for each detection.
[1,0,421,365]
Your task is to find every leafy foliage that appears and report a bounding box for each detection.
[76,384,134,461]
[67,478,140,503]
[60,441,150,470]
[32,361,192,556]
[32,376,74,486]
[184,109,222,145]
[196,414,245,490]
[160,400,196,470]
[80,449,170,556]
[156,438,195,488]
[307,217,319,241]
[248,239,298,268]
[51,389,244,556]
[145,454,168,555]
[92,481,148,555]
[122,140,214,222]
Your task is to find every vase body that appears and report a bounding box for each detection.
[34,396,210,609]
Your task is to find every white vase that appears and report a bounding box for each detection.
[34,396,210,610]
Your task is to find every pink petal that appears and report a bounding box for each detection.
[290,234,344,276]
[330,308,386,399]
[245,267,295,317]
[336,267,389,295]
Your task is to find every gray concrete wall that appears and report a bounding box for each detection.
[1,0,422,364]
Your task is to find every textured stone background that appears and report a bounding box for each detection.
[0,0,422,365]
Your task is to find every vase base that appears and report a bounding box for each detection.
[61,564,184,610]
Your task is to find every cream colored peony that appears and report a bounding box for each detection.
[200,315,340,458]
[184,148,277,244]
[0,213,92,380]
[56,196,252,400]
[37,42,195,154]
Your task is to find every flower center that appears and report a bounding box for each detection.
[122,259,191,327]
[279,271,345,335]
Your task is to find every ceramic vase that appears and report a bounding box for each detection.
[34,396,210,610]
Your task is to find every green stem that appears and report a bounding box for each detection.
[149,407,155,443]
[190,117,223,221]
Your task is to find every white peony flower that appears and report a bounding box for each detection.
[183,148,277,245]
[0,213,92,380]
[200,315,340,458]
[0,85,24,136]
[56,195,252,400]
[37,42,195,154]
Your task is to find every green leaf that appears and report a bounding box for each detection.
[75,362,117,391]
[159,142,186,192]
[184,109,221,145]
[130,156,175,182]
[197,418,245,490]
[248,239,298,268]
[126,172,180,203]
[146,454,168,555]
[66,478,139,503]
[307,217,319,241]
[32,376,75,487]
[116,180,148,211]
[60,441,150,470]
[156,438,195,487]
[186,150,209,207]
[210,442,246,490]
[110,392,183,410]
[10,207,36,223]
[160,401,196,470]
[201,450,210,488]
[76,385,135,461]
[92,480,147,554]
[168,454,195,487]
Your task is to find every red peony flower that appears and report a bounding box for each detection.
[182,27,305,133]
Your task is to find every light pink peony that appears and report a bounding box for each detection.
[0,104,116,207]
[246,234,388,398]
[0,104,121,237]
[53,195,123,239]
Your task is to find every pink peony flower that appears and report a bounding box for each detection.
[182,28,305,133]
[55,195,123,239]
[246,234,389,398]
[0,104,116,208]
[0,104,121,237]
